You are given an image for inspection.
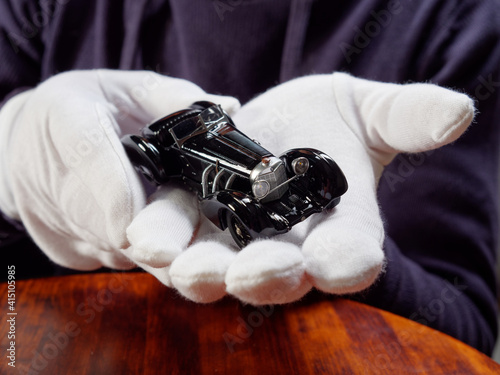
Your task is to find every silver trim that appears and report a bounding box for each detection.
[201,165,215,198]
[225,174,237,190]
[250,157,288,203]
[249,157,283,185]
[265,174,300,199]
[213,168,228,193]
[291,157,310,175]
[168,105,231,149]
[252,180,271,199]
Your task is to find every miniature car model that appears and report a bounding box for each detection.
[121,101,348,248]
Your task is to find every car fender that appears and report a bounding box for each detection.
[121,135,170,185]
[279,148,348,208]
[200,191,290,238]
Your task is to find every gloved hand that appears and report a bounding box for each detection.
[0,70,240,270]
[126,73,474,305]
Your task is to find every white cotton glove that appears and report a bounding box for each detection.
[0,70,239,270]
[126,73,474,305]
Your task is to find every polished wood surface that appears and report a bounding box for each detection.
[1,272,498,374]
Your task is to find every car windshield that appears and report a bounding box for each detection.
[171,119,206,142]
[170,105,228,147]
[199,105,228,129]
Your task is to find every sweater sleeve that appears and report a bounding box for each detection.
[352,1,500,355]
[0,0,44,105]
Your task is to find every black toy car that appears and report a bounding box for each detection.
[121,101,348,248]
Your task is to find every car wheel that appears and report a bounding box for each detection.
[121,135,168,185]
[226,211,253,248]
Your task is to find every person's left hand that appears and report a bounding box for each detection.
[0,70,240,271]
[127,73,475,305]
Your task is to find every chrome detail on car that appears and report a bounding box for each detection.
[202,165,216,198]
[225,173,237,190]
[213,168,228,193]
[292,157,310,175]
[266,173,301,198]
[199,104,231,129]
[169,105,231,148]
[252,180,271,199]
[250,157,287,202]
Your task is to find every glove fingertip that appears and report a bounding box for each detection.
[385,85,475,153]
[226,241,312,305]
[430,93,475,146]
[169,242,235,303]
[124,244,181,268]
[303,226,385,295]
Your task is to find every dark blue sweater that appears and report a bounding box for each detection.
[0,0,499,355]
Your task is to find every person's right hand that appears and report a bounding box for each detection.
[124,73,474,304]
[0,69,239,271]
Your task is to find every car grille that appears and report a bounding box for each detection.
[258,162,288,203]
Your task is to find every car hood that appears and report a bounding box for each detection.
[183,123,273,175]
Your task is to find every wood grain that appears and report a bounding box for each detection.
[1,272,498,374]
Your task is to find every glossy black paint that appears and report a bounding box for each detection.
[280,149,348,209]
[201,190,290,235]
[121,102,348,248]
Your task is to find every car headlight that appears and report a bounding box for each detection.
[252,180,271,199]
[291,157,309,175]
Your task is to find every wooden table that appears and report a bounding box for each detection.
[1,272,499,374]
